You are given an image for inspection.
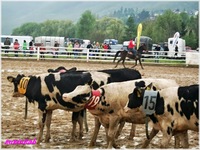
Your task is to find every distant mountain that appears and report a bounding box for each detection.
[2,1,199,35]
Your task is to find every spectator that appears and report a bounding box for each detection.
[23,40,27,56]
[155,44,161,63]
[73,41,80,58]
[29,40,34,57]
[103,43,111,58]
[95,42,100,58]
[4,37,11,55]
[66,41,73,58]
[164,44,169,56]
[40,43,46,59]
[87,42,94,57]
[175,45,178,57]
[13,39,20,57]
[53,41,59,58]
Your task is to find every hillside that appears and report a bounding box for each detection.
[1,1,199,35]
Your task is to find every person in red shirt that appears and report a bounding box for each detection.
[128,39,136,55]
[13,39,20,57]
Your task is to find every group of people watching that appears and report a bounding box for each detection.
[3,37,34,57]
[65,40,112,58]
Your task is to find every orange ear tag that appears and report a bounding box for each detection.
[18,77,30,94]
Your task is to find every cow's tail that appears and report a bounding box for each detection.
[113,51,121,62]
[84,109,89,132]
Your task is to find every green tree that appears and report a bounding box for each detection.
[12,22,40,37]
[123,16,136,41]
[183,14,199,48]
[93,17,125,43]
[76,10,96,39]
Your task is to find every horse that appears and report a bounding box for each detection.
[113,44,147,69]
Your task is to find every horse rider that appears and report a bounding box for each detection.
[128,38,137,55]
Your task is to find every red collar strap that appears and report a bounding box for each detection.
[85,90,101,110]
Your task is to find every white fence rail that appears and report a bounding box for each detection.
[1,46,199,66]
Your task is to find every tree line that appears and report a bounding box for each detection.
[12,9,199,49]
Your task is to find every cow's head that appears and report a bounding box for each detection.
[62,79,94,107]
[7,74,28,97]
[124,81,155,112]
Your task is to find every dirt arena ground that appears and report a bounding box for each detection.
[1,59,199,149]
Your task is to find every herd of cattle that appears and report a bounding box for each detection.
[7,66,199,148]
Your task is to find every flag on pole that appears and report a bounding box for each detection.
[172,32,180,48]
[137,23,142,50]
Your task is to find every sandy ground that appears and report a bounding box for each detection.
[1,59,199,149]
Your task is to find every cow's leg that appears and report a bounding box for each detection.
[44,110,52,142]
[107,117,120,148]
[70,112,79,141]
[89,117,101,147]
[115,121,125,139]
[37,109,47,144]
[83,109,89,132]
[77,112,84,140]
[141,128,159,148]
[105,126,109,147]
[160,131,172,148]
[174,131,189,148]
[128,123,136,140]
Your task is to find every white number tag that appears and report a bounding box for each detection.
[142,90,158,115]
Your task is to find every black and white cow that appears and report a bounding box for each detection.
[125,84,199,148]
[47,66,142,143]
[7,67,142,144]
[62,78,179,148]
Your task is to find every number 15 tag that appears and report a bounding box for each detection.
[142,90,158,115]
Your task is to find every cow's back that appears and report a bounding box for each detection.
[99,68,141,83]
[97,78,179,116]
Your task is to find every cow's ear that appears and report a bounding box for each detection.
[145,83,153,90]
[7,76,14,83]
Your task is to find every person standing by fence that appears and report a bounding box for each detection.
[73,41,80,58]
[23,40,27,56]
[13,39,20,57]
[29,40,34,57]
[66,41,73,58]
[155,44,160,63]
[87,42,94,58]
[4,37,11,55]
[53,41,59,58]
[40,43,46,59]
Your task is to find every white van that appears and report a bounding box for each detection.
[34,36,65,47]
[168,38,186,57]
